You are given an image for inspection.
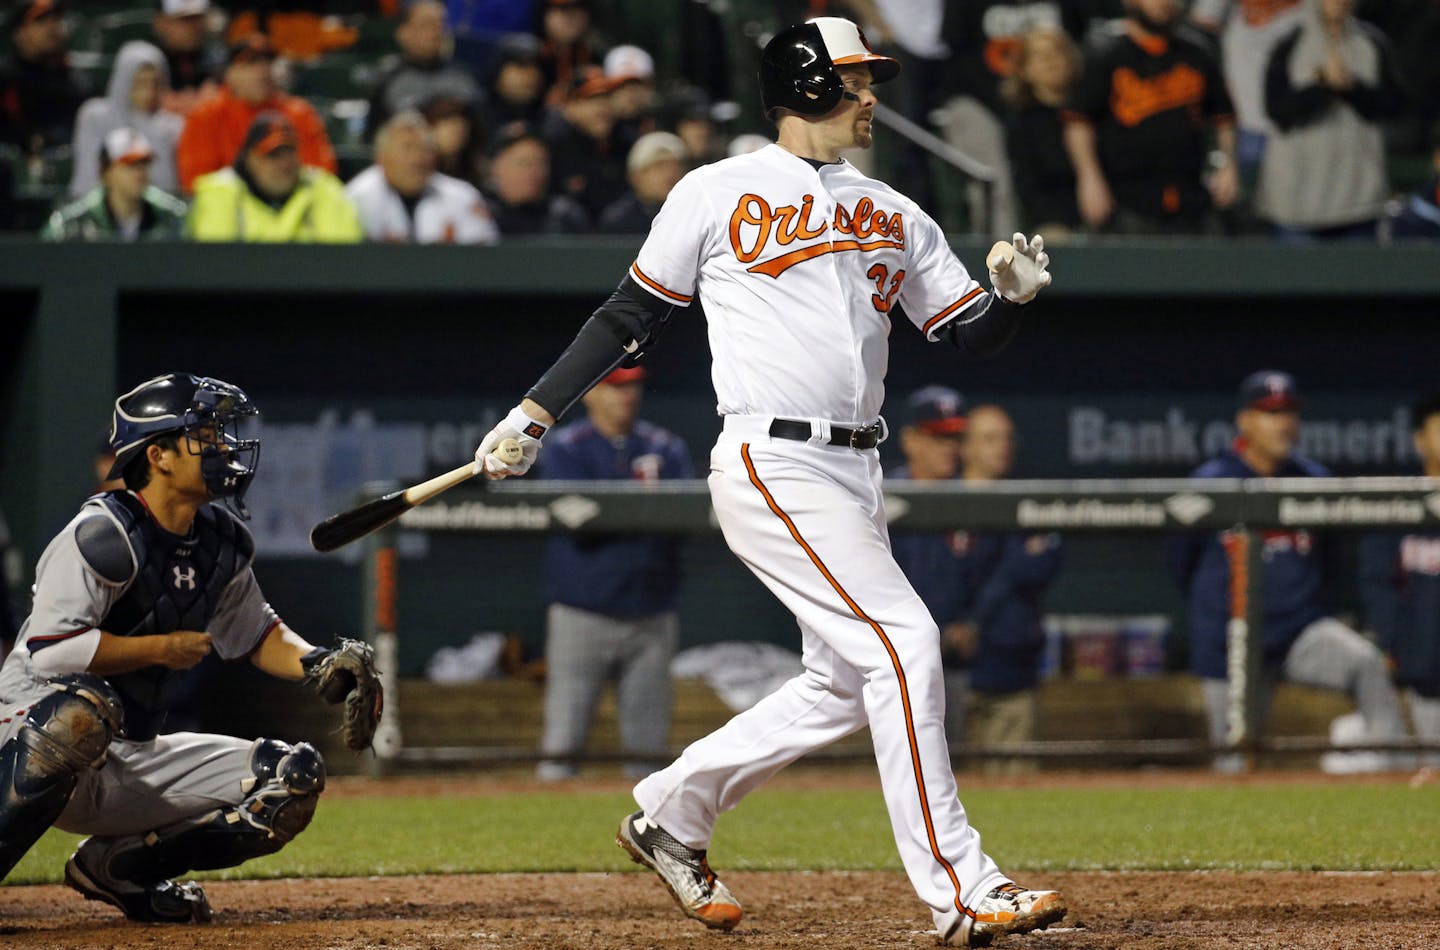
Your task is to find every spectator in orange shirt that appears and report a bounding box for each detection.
[175,32,334,193]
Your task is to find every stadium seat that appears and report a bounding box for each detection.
[73,0,153,13]
[68,51,114,98]
[6,145,68,231]
[1389,153,1436,193]
[292,53,383,101]
[353,14,398,56]
[322,98,371,148]
[334,142,371,182]
[5,144,72,193]
[75,10,155,57]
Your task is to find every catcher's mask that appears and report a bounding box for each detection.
[108,373,262,519]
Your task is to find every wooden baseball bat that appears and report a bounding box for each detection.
[309,438,523,552]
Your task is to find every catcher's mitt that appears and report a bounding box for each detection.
[300,638,383,751]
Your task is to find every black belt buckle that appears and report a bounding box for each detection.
[846,423,880,449]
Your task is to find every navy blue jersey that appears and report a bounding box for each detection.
[540,419,693,616]
[889,467,972,635]
[1360,528,1440,698]
[959,531,1062,694]
[889,468,1061,691]
[1167,448,1332,678]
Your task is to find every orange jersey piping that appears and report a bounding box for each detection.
[740,443,973,919]
[630,262,693,304]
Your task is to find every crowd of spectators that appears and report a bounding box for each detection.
[1,0,738,242]
[1,0,1438,242]
[887,0,1436,240]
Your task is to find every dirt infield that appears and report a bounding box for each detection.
[4,771,1438,949]
[3,867,1438,949]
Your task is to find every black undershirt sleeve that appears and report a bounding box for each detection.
[525,274,678,420]
[935,291,1025,357]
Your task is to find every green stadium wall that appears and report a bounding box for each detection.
[2,238,1437,672]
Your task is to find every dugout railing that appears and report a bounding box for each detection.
[358,477,1440,774]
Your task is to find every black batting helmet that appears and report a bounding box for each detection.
[759,17,899,122]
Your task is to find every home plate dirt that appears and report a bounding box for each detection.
[2,868,1437,949]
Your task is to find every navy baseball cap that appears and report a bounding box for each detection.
[493,32,542,68]
[904,385,966,436]
[1238,370,1304,412]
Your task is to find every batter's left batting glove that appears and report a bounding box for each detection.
[987,232,1051,304]
[473,405,546,479]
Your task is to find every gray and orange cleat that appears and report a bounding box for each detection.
[940,882,1067,946]
[64,851,212,924]
[616,810,742,931]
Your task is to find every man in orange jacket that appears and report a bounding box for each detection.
[176,32,334,193]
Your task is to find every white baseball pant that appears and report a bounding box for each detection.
[633,415,1008,933]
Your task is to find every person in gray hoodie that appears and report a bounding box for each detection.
[1258,0,1407,240]
[68,40,183,197]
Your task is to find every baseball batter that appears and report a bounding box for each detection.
[0,374,381,922]
[473,18,1063,946]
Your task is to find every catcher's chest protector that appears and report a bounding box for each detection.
[85,492,252,740]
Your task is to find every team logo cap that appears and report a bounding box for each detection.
[905,385,967,436]
[1238,370,1304,412]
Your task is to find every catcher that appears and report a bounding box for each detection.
[0,373,382,922]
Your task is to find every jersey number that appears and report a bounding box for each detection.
[867,263,905,313]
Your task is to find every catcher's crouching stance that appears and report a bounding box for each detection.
[0,373,382,922]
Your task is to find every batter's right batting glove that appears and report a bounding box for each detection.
[473,405,546,479]
[987,232,1052,304]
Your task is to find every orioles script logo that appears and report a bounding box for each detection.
[1110,64,1206,127]
[729,193,905,278]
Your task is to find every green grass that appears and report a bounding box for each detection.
[9,784,1439,885]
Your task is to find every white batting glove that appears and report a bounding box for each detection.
[986,232,1052,304]
[472,405,546,480]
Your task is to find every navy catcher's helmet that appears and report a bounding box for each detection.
[107,373,262,517]
[759,17,899,121]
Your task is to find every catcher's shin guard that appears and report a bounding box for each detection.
[0,675,123,880]
[92,737,326,885]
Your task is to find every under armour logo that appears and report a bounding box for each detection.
[172,565,197,590]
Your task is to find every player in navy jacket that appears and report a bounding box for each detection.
[952,404,1059,774]
[1168,370,1405,770]
[1359,392,1440,764]
[889,386,975,742]
[892,392,1060,771]
[961,531,1061,696]
[535,365,693,780]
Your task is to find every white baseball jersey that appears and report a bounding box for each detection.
[346,166,499,245]
[630,143,984,425]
